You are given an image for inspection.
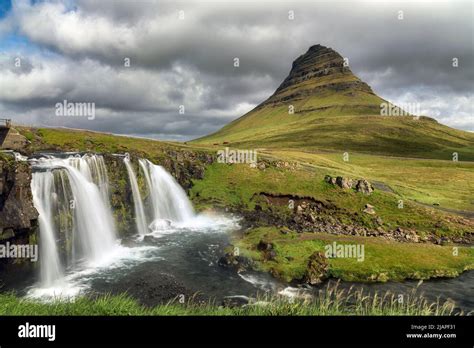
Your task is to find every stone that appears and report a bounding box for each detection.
[355,179,374,195]
[324,175,337,185]
[257,240,273,251]
[363,203,376,215]
[335,176,353,189]
[303,251,329,285]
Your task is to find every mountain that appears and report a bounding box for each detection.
[193,44,474,161]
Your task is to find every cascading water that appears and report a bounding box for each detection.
[31,154,117,286]
[139,159,194,227]
[31,171,64,286]
[123,157,148,235]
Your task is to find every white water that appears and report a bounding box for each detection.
[31,171,64,286]
[30,155,117,289]
[124,157,148,235]
[139,159,194,227]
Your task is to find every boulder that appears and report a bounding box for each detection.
[355,179,374,195]
[363,203,376,215]
[303,251,329,285]
[335,176,353,189]
[324,175,337,185]
[257,240,274,251]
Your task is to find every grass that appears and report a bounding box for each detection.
[18,127,193,161]
[14,125,474,285]
[0,282,459,316]
[260,149,474,212]
[235,227,474,283]
[193,110,474,161]
[190,162,473,237]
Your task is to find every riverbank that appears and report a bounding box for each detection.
[0,282,459,316]
[232,227,474,283]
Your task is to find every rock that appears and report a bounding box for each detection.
[257,240,274,251]
[336,176,353,189]
[265,250,277,261]
[218,252,252,272]
[363,203,376,215]
[280,227,291,235]
[222,295,251,308]
[296,205,304,215]
[303,251,329,285]
[324,175,337,185]
[257,162,266,170]
[0,161,38,236]
[355,179,374,195]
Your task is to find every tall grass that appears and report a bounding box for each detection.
[0,282,461,316]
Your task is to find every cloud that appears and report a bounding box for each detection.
[0,0,472,139]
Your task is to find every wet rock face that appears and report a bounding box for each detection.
[161,150,214,191]
[0,157,38,277]
[0,159,38,240]
[218,252,253,272]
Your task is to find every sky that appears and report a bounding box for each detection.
[0,0,472,141]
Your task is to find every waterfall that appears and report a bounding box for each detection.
[139,159,194,226]
[123,157,148,235]
[31,154,117,285]
[31,171,64,286]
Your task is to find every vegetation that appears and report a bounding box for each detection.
[194,111,474,161]
[17,127,192,161]
[15,126,474,284]
[0,283,460,316]
[260,149,474,212]
[235,227,474,283]
[190,162,473,237]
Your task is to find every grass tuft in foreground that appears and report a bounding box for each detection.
[0,282,461,316]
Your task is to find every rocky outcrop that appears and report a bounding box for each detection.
[325,175,374,195]
[262,44,377,108]
[355,179,374,195]
[0,155,38,278]
[0,156,38,241]
[243,192,473,245]
[303,251,329,285]
[160,149,213,191]
[218,248,253,272]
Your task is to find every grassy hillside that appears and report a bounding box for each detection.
[260,149,474,212]
[193,110,474,161]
